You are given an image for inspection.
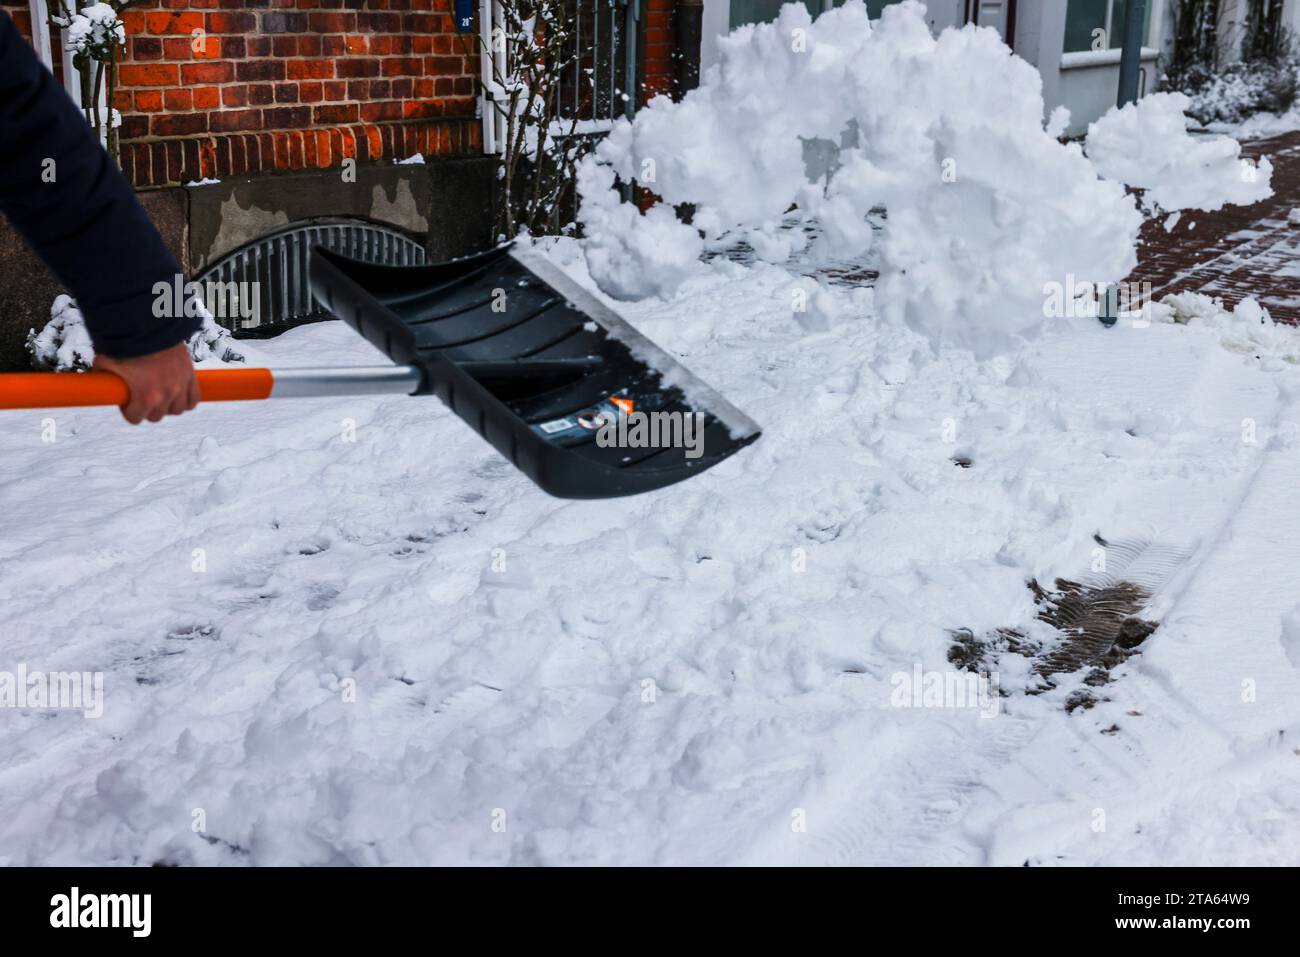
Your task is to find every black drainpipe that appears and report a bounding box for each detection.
[674,0,704,100]
[1117,0,1148,106]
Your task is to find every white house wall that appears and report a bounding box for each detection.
[700,0,732,77]
[697,0,1183,138]
[1016,0,1172,138]
[699,0,966,73]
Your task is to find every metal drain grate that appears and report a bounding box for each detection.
[195,220,427,337]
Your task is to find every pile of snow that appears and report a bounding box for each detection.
[1150,292,1300,365]
[577,0,1272,356]
[579,0,1142,354]
[577,161,703,300]
[1086,92,1273,212]
[27,295,247,371]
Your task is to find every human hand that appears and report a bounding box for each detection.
[93,341,200,424]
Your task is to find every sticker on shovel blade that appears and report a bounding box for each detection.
[532,397,629,442]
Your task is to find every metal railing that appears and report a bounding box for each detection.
[560,0,639,124]
[479,0,640,154]
[195,220,427,336]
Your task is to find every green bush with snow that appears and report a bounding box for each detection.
[27,295,246,371]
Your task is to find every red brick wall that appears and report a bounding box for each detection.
[5,1,688,180]
[3,2,68,82]
[5,1,482,188]
[2,1,32,37]
[642,0,674,103]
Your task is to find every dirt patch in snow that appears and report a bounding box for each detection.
[950,577,1159,712]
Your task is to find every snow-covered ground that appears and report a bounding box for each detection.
[5,0,1300,867]
[3,237,1300,866]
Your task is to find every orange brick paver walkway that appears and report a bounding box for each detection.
[1129,130,1300,323]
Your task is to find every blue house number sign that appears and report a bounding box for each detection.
[455,0,475,33]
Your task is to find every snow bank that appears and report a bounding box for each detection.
[27,295,247,370]
[579,0,1141,354]
[578,1,1273,356]
[1086,92,1274,212]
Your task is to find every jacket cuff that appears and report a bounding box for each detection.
[85,299,205,360]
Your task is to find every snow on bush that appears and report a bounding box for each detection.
[577,0,1272,355]
[188,308,247,364]
[28,295,246,371]
[1180,60,1300,127]
[1085,92,1273,212]
[27,295,97,371]
[60,3,125,65]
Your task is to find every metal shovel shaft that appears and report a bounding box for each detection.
[270,366,423,398]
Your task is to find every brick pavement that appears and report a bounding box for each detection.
[1129,130,1300,323]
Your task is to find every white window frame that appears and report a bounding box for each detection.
[27,0,84,106]
[29,0,111,147]
[1064,0,1152,55]
[479,0,508,154]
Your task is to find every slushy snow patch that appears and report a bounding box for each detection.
[1086,92,1274,212]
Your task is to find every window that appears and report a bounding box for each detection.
[1064,0,1152,54]
[728,0,854,30]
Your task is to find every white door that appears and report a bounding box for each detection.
[971,0,1011,41]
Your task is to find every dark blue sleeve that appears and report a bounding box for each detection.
[0,13,201,358]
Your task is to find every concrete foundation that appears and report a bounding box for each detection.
[0,155,496,371]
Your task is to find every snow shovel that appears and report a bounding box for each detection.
[0,246,761,499]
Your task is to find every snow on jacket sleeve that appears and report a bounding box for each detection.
[0,13,200,358]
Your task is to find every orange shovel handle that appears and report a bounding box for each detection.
[0,369,274,411]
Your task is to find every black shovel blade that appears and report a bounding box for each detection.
[309,245,761,499]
